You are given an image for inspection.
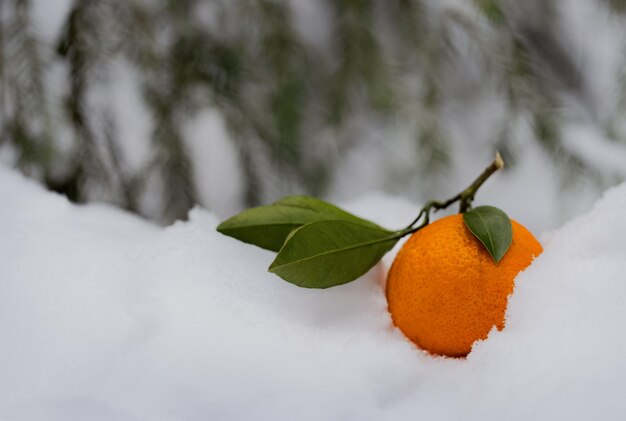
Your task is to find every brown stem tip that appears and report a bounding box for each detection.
[494,151,504,170]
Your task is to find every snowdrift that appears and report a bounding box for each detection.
[2,165,626,420]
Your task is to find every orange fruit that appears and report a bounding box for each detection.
[386,214,542,357]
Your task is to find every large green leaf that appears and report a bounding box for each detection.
[463,205,512,262]
[216,195,384,251]
[269,220,400,288]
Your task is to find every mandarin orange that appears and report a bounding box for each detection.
[386,214,542,357]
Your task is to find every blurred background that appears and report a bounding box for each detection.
[2,0,626,232]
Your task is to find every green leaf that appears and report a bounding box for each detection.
[216,195,385,252]
[269,220,400,288]
[463,206,512,262]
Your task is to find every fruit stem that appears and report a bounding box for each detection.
[401,152,504,236]
[458,151,504,213]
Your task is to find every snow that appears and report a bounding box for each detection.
[2,164,626,420]
[9,0,623,232]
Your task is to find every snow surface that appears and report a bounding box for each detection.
[2,163,626,420]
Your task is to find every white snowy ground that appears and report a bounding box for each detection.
[2,164,626,421]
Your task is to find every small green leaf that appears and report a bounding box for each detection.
[273,196,382,231]
[463,206,512,262]
[216,195,385,251]
[269,220,399,288]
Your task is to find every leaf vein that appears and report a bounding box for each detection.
[270,232,400,271]
[475,211,495,251]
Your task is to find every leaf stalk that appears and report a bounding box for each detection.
[400,152,504,237]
